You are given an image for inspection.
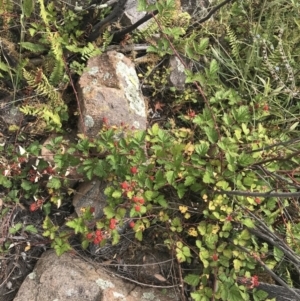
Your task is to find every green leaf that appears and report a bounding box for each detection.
[233,259,243,271]
[53,239,72,256]
[253,290,269,301]
[112,190,122,198]
[0,61,10,72]
[144,177,153,189]
[234,128,242,141]
[184,176,196,186]
[20,42,46,52]
[149,123,160,136]
[184,274,200,286]
[228,284,243,301]
[289,121,299,131]
[204,233,218,249]
[154,170,166,189]
[204,127,218,143]
[66,219,85,234]
[82,239,89,250]
[196,240,202,248]
[242,218,255,228]
[191,291,210,301]
[237,152,255,167]
[21,180,33,191]
[111,230,120,245]
[24,225,38,234]
[177,185,186,199]
[65,219,76,229]
[103,206,115,219]
[203,170,215,184]
[156,195,168,208]
[0,174,12,188]
[176,251,186,263]
[23,0,35,17]
[195,141,209,156]
[165,170,175,184]
[232,106,250,123]
[241,123,250,135]
[273,247,284,262]
[135,230,143,241]
[199,249,210,267]
[172,217,181,227]
[243,175,255,187]
[93,160,107,177]
[43,202,51,215]
[116,208,126,219]
[197,221,206,235]
[223,248,232,259]
[239,229,251,240]
[147,45,159,54]
[86,168,93,180]
[144,190,158,201]
[216,180,229,189]
[47,177,61,189]
[9,222,22,234]
[209,59,219,76]
[182,246,191,257]
[197,38,209,53]
[218,255,230,267]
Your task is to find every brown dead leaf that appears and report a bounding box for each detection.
[154,273,167,282]
[154,101,165,112]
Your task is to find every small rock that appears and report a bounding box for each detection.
[168,56,187,91]
[122,0,156,31]
[72,179,107,218]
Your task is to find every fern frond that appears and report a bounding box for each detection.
[20,42,46,53]
[66,42,101,61]
[284,267,293,287]
[226,26,240,59]
[37,0,50,27]
[47,33,65,85]
[23,68,63,105]
[81,42,101,60]
[101,30,113,51]
[49,59,64,86]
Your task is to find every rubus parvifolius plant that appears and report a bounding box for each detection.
[1,0,300,300]
[0,113,297,299]
[25,104,297,301]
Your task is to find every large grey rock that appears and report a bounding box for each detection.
[13,250,180,301]
[77,51,146,137]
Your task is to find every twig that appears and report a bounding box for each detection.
[113,272,180,289]
[112,11,158,43]
[238,205,300,274]
[176,258,186,301]
[195,0,236,25]
[88,0,128,42]
[246,137,300,154]
[106,44,149,52]
[236,243,300,300]
[217,190,300,198]
[63,57,86,135]
[253,149,300,166]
